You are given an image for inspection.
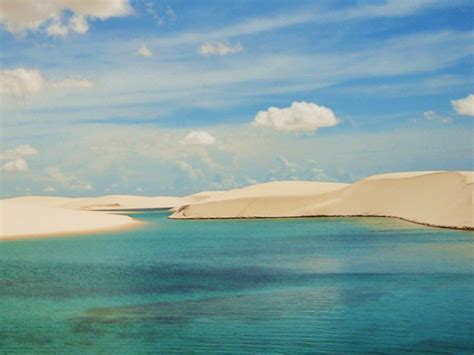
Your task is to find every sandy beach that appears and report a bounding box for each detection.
[1,171,472,240]
[0,193,207,239]
[0,196,144,240]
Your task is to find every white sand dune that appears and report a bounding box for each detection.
[3,196,76,207]
[185,191,225,202]
[0,192,224,239]
[171,171,474,230]
[0,194,192,240]
[0,198,139,240]
[1,171,472,239]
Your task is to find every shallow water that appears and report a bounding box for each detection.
[1,213,473,353]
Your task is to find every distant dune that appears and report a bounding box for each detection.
[60,195,189,211]
[1,171,472,239]
[170,171,473,230]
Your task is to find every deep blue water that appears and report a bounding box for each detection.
[1,212,473,353]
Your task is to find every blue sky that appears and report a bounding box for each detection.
[0,0,473,197]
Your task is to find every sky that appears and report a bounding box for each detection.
[0,0,473,197]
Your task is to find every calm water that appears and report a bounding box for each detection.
[1,212,473,353]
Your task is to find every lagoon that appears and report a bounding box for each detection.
[1,212,473,353]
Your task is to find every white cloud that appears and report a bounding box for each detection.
[278,155,298,174]
[138,44,152,57]
[266,155,334,182]
[0,0,131,35]
[451,94,474,117]
[166,6,177,21]
[43,186,56,192]
[310,167,333,182]
[0,68,44,96]
[0,144,37,172]
[176,160,201,181]
[0,68,93,96]
[1,158,28,172]
[145,2,176,25]
[157,0,458,48]
[5,29,469,120]
[199,42,243,56]
[423,111,438,120]
[46,167,93,190]
[69,14,88,33]
[423,111,452,124]
[0,144,38,159]
[46,14,89,37]
[270,155,299,181]
[46,18,69,37]
[2,122,469,197]
[182,131,216,145]
[252,101,338,133]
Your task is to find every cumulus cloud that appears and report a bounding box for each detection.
[46,20,69,37]
[0,144,38,172]
[138,44,152,57]
[199,42,243,56]
[0,0,131,36]
[252,101,338,133]
[1,158,28,172]
[46,14,89,37]
[46,167,92,190]
[0,144,38,159]
[182,131,216,145]
[0,68,44,96]
[451,94,474,117]
[0,68,93,97]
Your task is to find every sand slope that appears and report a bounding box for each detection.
[170,181,349,218]
[0,192,225,239]
[0,198,139,239]
[0,194,194,239]
[185,191,225,202]
[171,171,473,230]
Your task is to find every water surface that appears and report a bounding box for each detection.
[1,213,473,353]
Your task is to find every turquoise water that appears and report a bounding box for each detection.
[1,212,473,353]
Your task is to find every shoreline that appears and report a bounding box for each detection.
[169,172,473,230]
[3,213,471,242]
[0,219,144,242]
[169,214,474,231]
